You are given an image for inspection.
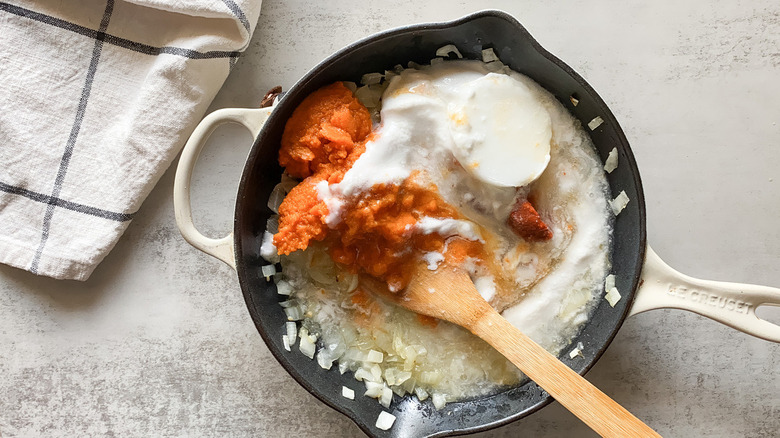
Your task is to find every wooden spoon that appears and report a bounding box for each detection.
[361,265,661,438]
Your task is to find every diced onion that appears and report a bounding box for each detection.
[282,334,291,352]
[414,386,429,401]
[436,44,463,59]
[570,95,579,106]
[610,191,630,216]
[299,332,316,359]
[370,364,382,382]
[261,264,277,280]
[266,215,279,234]
[361,72,384,85]
[276,280,293,296]
[380,385,393,408]
[284,306,303,321]
[338,362,349,375]
[286,321,297,344]
[278,299,298,308]
[267,183,287,213]
[343,81,357,93]
[481,48,499,63]
[342,386,355,400]
[364,381,384,398]
[604,274,616,292]
[604,147,618,173]
[366,349,384,363]
[568,341,585,359]
[430,57,444,65]
[588,116,604,131]
[395,371,412,386]
[260,231,279,263]
[375,411,396,431]
[384,367,397,386]
[354,84,383,108]
[432,393,447,410]
[317,351,334,370]
[354,368,373,382]
[605,287,622,307]
[484,60,506,72]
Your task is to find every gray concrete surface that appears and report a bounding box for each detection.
[2,1,779,437]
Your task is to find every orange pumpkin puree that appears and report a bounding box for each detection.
[329,176,476,291]
[273,82,484,291]
[274,82,372,254]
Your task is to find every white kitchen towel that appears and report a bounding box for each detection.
[0,0,262,280]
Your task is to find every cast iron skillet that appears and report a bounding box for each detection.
[173,10,780,437]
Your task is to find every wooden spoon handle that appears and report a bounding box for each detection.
[472,310,661,438]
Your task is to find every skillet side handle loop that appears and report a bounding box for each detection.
[173,107,273,271]
[629,245,780,343]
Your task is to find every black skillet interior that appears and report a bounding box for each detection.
[234,10,646,438]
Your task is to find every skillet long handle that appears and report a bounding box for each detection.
[629,246,780,343]
[471,310,661,438]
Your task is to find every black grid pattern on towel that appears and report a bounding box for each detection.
[221,0,251,32]
[0,2,244,59]
[28,0,116,273]
[0,182,136,222]
[0,0,251,273]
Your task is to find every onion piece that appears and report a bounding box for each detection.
[481,47,499,63]
[266,215,279,234]
[380,385,393,408]
[588,116,604,131]
[610,191,630,216]
[364,381,384,398]
[282,334,291,352]
[284,306,303,321]
[375,411,396,431]
[267,183,287,213]
[361,72,384,85]
[432,393,447,410]
[395,371,412,386]
[484,60,506,72]
[354,368,373,382]
[604,147,618,173]
[276,280,293,296]
[343,81,357,93]
[568,341,584,359]
[317,351,334,370]
[414,386,429,401]
[354,84,382,108]
[570,95,579,106]
[299,331,316,359]
[261,264,277,280]
[604,274,616,292]
[286,321,297,344]
[369,364,382,382]
[366,349,384,363]
[436,44,463,59]
[260,231,279,263]
[605,287,622,307]
[342,386,355,400]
